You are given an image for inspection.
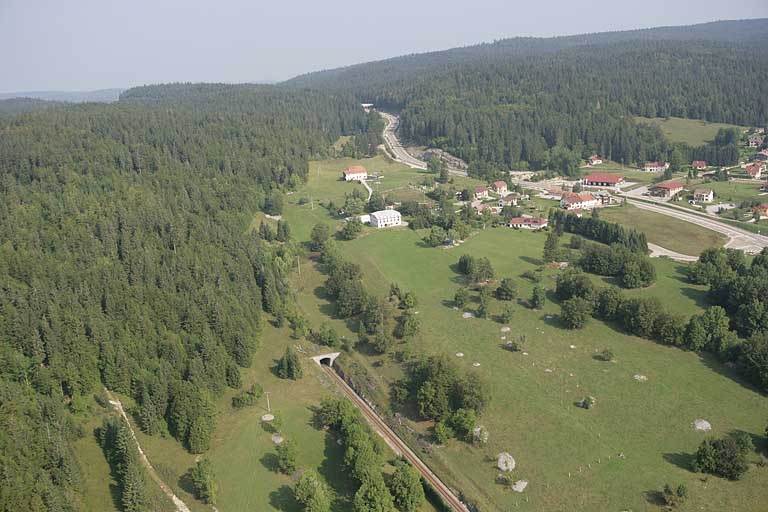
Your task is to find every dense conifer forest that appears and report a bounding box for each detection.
[0,84,379,510]
[288,20,768,178]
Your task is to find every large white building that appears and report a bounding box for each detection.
[370,209,402,228]
[343,165,368,182]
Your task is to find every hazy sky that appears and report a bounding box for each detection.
[1,0,767,92]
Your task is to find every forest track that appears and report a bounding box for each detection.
[105,389,193,512]
[321,366,470,512]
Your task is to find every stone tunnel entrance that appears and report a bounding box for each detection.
[311,352,341,367]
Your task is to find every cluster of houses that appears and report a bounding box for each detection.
[748,134,765,148]
[744,161,766,180]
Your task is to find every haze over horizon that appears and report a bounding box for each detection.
[2,0,767,94]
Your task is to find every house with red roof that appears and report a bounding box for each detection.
[582,173,625,187]
[560,192,599,210]
[745,162,766,179]
[588,155,603,166]
[508,216,548,230]
[498,193,521,207]
[693,188,714,203]
[474,186,489,199]
[650,181,684,198]
[691,161,707,170]
[343,165,368,182]
[492,181,508,195]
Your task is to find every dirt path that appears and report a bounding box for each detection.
[322,366,470,512]
[647,243,698,262]
[105,389,193,512]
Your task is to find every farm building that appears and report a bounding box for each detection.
[508,216,548,230]
[643,161,669,173]
[369,209,402,228]
[691,160,707,170]
[588,155,603,166]
[582,173,624,187]
[561,192,599,210]
[492,181,508,195]
[343,165,368,182]
[474,186,489,199]
[650,181,684,198]
[693,188,714,203]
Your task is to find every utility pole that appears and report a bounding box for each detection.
[265,392,271,413]
[297,256,301,276]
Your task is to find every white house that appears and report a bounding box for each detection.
[588,155,603,166]
[693,188,714,203]
[643,161,669,173]
[343,165,368,182]
[370,209,402,228]
[561,192,599,210]
[474,186,489,199]
[498,193,521,207]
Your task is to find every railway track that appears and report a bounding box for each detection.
[322,365,470,512]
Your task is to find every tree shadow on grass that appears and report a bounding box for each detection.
[519,255,542,266]
[269,484,300,512]
[177,469,196,496]
[663,452,695,472]
[643,489,666,506]
[679,286,709,308]
[260,452,280,473]
[318,433,354,511]
[698,352,767,397]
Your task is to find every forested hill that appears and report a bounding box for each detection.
[0,84,379,511]
[285,19,768,91]
[284,19,768,178]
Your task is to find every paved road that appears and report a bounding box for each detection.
[627,199,768,254]
[105,389,193,512]
[322,366,470,512]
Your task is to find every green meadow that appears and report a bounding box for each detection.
[634,117,747,146]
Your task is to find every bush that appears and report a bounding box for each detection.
[560,297,593,329]
[662,483,688,508]
[597,348,614,362]
[231,383,264,409]
[693,436,750,480]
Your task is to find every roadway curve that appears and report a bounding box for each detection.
[627,199,768,254]
[322,366,470,512]
[379,112,469,177]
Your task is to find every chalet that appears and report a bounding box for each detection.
[693,188,714,203]
[474,186,489,199]
[748,135,764,148]
[644,161,669,173]
[752,204,768,217]
[588,155,603,166]
[561,192,599,210]
[498,193,521,207]
[582,173,624,187]
[492,181,508,195]
[508,216,548,230]
[649,181,684,198]
[745,163,766,179]
[343,165,368,182]
[691,161,707,170]
[369,209,401,228]
[475,203,501,216]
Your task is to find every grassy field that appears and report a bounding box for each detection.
[310,226,768,512]
[599,204,727,255]
[635,117,747,146]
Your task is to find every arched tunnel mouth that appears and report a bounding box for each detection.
[319,357,332,366]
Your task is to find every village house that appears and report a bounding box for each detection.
[649,181,684,198]
[492,181,508,195]
[498,192,521,207]
[752,204,768,218]
[644,161,669,173]
[693,188,714,203]
[343,165,368,182]
[561,192,599,210]
[588,155,603,166]
[592,190,615,205]
[474,203,500,215]
[474,185,489,199]
[369,209,402,228]
[748,135,764,148]
[745,162,766,179]
[582,173,625,187]
[692,160,707,170]
[508,216,548,230]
